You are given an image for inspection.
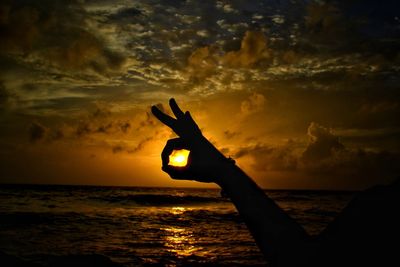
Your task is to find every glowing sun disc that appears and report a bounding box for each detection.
[168,149,190,167]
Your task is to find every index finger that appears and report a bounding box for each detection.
[161,138,186,166]
[151,105,176,129]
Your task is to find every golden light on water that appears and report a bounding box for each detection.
[168,149,190,167]
[162,207,203,257]
[163,226,197,256]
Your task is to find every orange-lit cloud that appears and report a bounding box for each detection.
[222,31,271,68]
[240,92,266,117]
[0,0,399,189]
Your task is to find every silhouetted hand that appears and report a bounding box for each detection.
[151,98,230,182]
[152,99,313,265]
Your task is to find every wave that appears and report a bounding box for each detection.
[0,251,124,267]
[0,211,87,226]
[0,212,55,226]
[89,194,228,206]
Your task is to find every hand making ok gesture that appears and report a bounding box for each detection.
[151,98,230,182]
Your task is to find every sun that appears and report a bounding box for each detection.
[168,149,190,167]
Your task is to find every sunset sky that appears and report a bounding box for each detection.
[1,0,399,189]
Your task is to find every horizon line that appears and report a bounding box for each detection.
[0,182,359,192]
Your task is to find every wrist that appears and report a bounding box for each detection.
[212,156,237,186]
[192,134,237,183]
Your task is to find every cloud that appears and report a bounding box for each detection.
[132,136,155,153]
[28,121,64,143]
[0,1,42,54]
[91,102,112,118]
[187,46,219,81]
[358,101,399,114]
[112,145,125,154]
[232,122,400,187]
[221,31,271,68]
[223,130,239,139]
[25,104,167,156]
[0,0,125,74]
[0,80,19,111]
[234,141,298,172]
[186,31,271,82]
[26,103,133,141]
[305,2,345,45]
[72,102,134,137]
[300,145,400,188]
[0,81,9,107]
[29,121,47,143]
[240,92,266,116]
[108,7,142,22]
[46,30,125,73]
[136,103,166,130]
[112,135,158,154]
[119,122,131,134]
[1,0,399,189]
[107,104,171,154]
[301,122,345,162]
[75,119,132,137]
[302,1,400,57]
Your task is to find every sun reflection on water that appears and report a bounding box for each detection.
[170,206,186,215]
[161,206,201,257]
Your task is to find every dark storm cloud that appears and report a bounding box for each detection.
[300,123,400,187]
[234,141,298,172]
[2,0,398,107]
[292,1,400,55]
[302,122,345,162]
[234,122,400,186]
[0,0,125,74]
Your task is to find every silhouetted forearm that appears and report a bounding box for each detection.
[216,163,313,266]
[152,98,317,266]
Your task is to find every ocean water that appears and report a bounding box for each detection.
[0,185,354,266]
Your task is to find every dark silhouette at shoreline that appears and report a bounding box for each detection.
[152,98,400,267]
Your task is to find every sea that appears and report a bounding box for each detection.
[0,185,355,266]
